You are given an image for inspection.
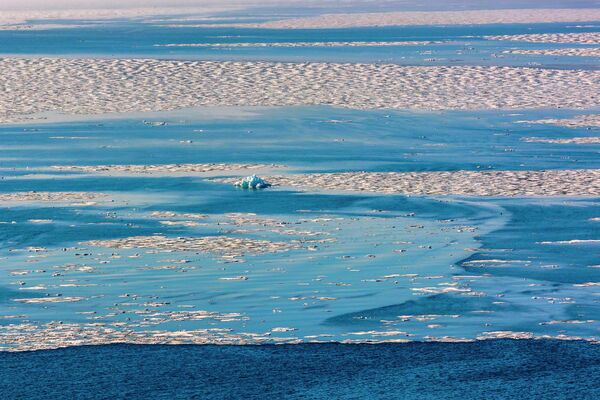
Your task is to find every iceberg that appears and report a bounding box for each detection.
[234,175,271,189]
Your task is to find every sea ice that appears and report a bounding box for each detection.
[235,175,271,189]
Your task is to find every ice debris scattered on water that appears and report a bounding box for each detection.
[235,175,271,189]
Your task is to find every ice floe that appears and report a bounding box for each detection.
[83,235,301,258]
[2,58,599,124]
[506,48,600,57]
[156,41,442,48]
[250,9,600,29]
[522,137,600,144]
[50,163,282,175]
[0,192,106,203]
[486,32,600,44]
[217,169,600,197]
[520,115,600,128]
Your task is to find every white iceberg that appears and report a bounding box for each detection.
[234,174,271,189]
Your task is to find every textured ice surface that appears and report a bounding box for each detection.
[1,18,600,353]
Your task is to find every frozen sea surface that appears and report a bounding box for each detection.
[0,14,599,397]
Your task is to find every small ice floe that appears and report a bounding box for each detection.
[19,285,47,291]
[14,296,84,303]
[540,319,596,325]
[219,276,248,281]
[234,174,271,189]
[573,282,600,287]
[319,119,353,124]
[477,331,534,340]
[348,330,408,337]
[271,327,297,332]
[539,239,600,245]
[143,120,166,127]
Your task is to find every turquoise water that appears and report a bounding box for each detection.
[2,107,599,171]
[1,106,599,343]
[1,22,599,68]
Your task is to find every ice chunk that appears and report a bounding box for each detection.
[234,174,271,189]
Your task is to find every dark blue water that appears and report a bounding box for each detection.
[1,340,600,400]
